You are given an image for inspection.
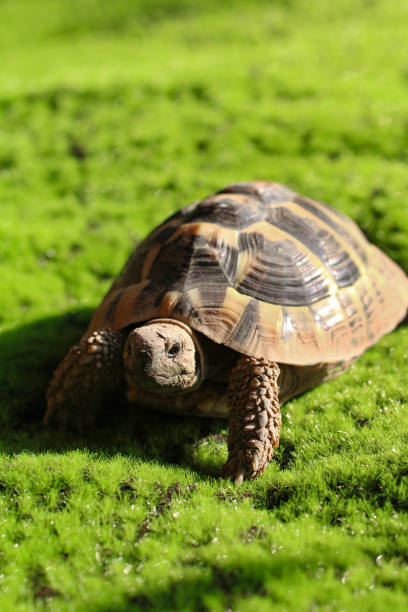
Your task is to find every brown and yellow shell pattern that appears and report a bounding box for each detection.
[87,182,408,366]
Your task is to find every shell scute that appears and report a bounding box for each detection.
[189,194,266,229]
[235,233,331,306]
[266,205,361,288]
[293,194,369,265]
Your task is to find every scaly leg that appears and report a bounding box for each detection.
[44,329,127,430]
[221,356,281,484]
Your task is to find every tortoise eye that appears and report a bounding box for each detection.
[167,343,180,358]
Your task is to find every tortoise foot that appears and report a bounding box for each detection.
[221,356,281,484]
[44,328,126,430]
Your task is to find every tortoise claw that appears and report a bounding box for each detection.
[234,465,245,486]
[220,453,249,486]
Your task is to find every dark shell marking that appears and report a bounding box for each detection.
[87,181,408,365]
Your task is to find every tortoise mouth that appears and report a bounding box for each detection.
[124,365,203,395]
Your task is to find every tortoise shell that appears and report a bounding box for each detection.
[87,182,408,366]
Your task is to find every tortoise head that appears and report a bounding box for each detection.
[123,319,206,394]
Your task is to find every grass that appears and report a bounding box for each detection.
[1,0,408,609]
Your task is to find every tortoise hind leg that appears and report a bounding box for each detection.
[221,356,281,484]
[44,329,127,430]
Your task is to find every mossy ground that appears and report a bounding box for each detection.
[1,0,408,609]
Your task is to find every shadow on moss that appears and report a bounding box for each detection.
[0,310,92,428]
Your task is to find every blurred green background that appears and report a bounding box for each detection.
[1,0,408,609]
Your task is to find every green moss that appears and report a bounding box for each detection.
[1,0,408,609]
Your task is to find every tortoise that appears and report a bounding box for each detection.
[45,181,408,483]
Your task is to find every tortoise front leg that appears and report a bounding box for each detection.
[221,356,281,484]
[44,329,127,430]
